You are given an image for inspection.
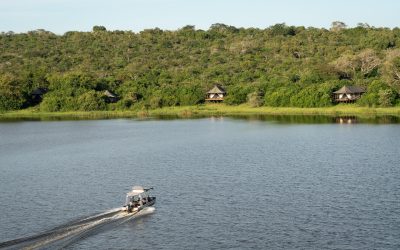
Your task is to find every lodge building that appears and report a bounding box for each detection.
[103,90,119,103]
[333,85,366,103]
[205,85,226,102]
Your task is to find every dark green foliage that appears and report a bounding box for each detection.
[379,89,397,107]
[358,80,397,107]
[247,90,264,107]
[1,24,400,111]
[224,85,253,105]
[0,74,25,110]
[92,26,107,32]
[39,95,63,112]
[148,93,163,109]
[178,86,204,106]
[290,83,336,107]
[39,72,105,111]
[77,91,106,111]
[265,86,299,107]
[269,23,297,36]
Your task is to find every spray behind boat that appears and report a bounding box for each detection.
[124,186,156,213]
[0,187,156,249]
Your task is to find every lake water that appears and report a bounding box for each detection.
[0,117,399,249]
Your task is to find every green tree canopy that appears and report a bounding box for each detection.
[1,23,400,111]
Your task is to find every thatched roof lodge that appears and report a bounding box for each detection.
[205,85,226,102]
[333,85,366,103]
[103,90,119,103]
[31,87,48,104]
[31,87,48,97]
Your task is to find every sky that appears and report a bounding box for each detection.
[0,0,399,34]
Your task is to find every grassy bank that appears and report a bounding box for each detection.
[0,109,137,120]
[1,104,400,121]
[149,104,400,117]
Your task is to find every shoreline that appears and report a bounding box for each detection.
[1,105,400,121]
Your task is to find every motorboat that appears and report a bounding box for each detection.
[124,186,156,213]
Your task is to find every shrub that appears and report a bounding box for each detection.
[224,85,253,105]
[40,96,62,112]
[378,89,397,107]
[178,86,204,106]
[247,91,264,107]
[76,91,106,111]
[264,87,298,107]
[0,74,25,111]
[358,80,396,107]
[290,83,334,107]
[148,96,162,109]
[0,95,25,111]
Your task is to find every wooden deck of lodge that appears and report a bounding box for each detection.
[334,97,361,103]
[205,97,224,101]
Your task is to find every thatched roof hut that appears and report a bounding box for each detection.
[206,85,226,102]
[31,87,48,96]
[333,85,366,103]
[31,87,48,104]
[103,90,119,103]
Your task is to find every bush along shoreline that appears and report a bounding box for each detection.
[1,23,400,112]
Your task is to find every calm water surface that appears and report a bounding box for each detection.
[0,118,399,249]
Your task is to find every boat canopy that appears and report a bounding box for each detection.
[125,186,151,204]
[126,186,145,196]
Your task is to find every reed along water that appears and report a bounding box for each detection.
[0,117,399,249]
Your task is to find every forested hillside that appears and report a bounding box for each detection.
[1,23,400,111]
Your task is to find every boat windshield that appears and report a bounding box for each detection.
[125,187,151,205]
[126,195,140,204]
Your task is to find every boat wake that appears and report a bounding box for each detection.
[0,207,155,250]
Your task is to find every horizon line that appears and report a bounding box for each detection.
[1,22,398,35]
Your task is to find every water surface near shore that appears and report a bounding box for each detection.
[0,118,399,249]
[1,113,400,124]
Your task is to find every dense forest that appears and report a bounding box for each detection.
[1,22,400,111]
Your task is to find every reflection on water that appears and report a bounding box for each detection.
[228,115,335,124]
[0,114,400,124]
[336,116,357,124]
[1,119,400,249]
[227,114,400,124]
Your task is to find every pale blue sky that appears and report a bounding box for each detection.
[0,0,399,33]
